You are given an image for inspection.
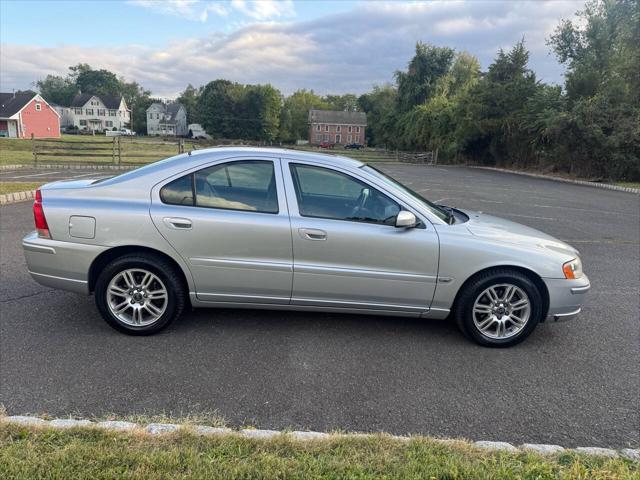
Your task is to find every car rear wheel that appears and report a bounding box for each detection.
[454,269,543,347]
[95,253,186,335]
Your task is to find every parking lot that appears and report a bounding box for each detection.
[0,165,638,448]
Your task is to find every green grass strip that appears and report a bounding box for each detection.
[0,423,637,479]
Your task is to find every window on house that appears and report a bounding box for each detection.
[348,126,352,133]
[109,110,116,116]
[105,121,113,127]
[98,109,105,116]
[335,134,341,143]
[316,134,322,142]
[325,125,329,132]
[348,135,352,143]
[316,125,321,131]
[34,103,42,111]
[323,134,329,141]
[79,120,87,126]
[336,126,341,132]
[85,109,94,115]
[74,108,82,115]
[355,135,360,143]
[157,113,160,119]
[149,113,153,119]
[356,127,361,133]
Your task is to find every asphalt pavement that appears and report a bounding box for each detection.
[1,165,638,448]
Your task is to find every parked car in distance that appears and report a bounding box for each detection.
[188,124,212,140]
[319,141,334,149]
[23,147,589,347]
[344,143,363,150]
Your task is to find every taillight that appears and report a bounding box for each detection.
[33,189,50,238]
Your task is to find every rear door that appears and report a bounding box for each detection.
[150,157,293,304]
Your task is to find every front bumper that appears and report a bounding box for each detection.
[23,231,107,294]
[542,274,590,322]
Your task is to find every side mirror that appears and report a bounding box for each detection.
[395,210,417,228]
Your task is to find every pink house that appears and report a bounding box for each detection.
[0,92,60,138]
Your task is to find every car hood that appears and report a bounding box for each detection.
[461,209,579,259]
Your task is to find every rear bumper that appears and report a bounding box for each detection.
[543,274,590,322]
[23,231,107,294]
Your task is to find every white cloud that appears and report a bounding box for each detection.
[129,0,294,22]
[1,1,585,97]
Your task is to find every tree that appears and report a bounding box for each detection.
[35,75,77,105]
[395,42,455,112]
[177,84,202,125]
[323,94,359,111]
[75,68,121,97]
[357,84,397,147]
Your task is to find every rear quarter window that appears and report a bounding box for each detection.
[160,175,194,206]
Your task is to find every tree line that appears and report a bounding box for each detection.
[33,0,638,180]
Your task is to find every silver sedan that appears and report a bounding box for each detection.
[23,148,590,347]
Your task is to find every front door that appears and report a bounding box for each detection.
[150,158,293,304]
[281,160,439,313]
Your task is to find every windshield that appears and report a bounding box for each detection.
[361,164,450,222]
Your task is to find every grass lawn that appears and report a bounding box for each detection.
[0,423,637,479]
[0,135,186,166]
[0,182,42,195]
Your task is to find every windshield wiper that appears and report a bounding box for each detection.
[438,205,456,225]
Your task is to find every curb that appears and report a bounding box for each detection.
[2,416,638,461]
[470,166,640,194]
[0,190,36,205]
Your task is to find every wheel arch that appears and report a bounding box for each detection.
[88,245,191,297]
[451,265,550,319]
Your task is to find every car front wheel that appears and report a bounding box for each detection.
[454,269,543,347]
[95,253,186,335]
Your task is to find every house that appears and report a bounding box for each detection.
[0,92,60,138]
[308,109,367,146]
[146,102,187,137]
[55,94,131,132]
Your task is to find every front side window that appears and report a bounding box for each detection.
[35,103,42,111]
[316,125,321,131]
[290,164,400,225]
[86,108,93,115]
[324,125,329,132]
[161,161,278,214]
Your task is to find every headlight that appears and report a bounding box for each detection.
[563,258,583,279]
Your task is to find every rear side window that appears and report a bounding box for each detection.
[160,175,194,206]
[195,161,278,213]
[160,161,278,214]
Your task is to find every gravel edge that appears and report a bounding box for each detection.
[470,166,640,194]
[2,416,638,461]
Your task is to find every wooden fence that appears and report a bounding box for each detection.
[32,135,188,165]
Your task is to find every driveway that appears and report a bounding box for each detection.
[1,165,638,448]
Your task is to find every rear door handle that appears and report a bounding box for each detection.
[163,217,192,230]
[299,228,327,241]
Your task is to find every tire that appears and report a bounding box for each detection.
[453,268,543,347]
[95,253,186,335]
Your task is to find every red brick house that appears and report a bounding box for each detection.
[0,92,60,138]
[308,110,367,146]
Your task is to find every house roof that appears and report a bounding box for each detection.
[70,94,124,109]
[308,109,367,126]
[0,92,36,118]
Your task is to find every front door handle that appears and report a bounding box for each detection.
[299,228,327,241]
[163,217,192,230]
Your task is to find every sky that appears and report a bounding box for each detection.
[0,0,586,99]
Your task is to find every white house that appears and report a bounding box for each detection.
[55,94,131,132]
[146,102,187,136]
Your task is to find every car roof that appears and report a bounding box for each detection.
[189,146,364,169]
[99,146,364,187]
